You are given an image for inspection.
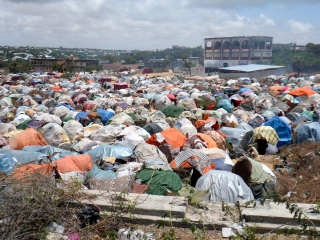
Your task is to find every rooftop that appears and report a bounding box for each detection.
[205,36,273,40]
[218,64,285,73]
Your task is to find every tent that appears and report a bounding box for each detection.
[195,170,254,203]
[264,116,292,147]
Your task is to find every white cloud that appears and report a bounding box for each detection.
[288,19,313,34]
[260,14,275,26]
[0,0,319,49]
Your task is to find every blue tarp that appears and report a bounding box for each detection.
[237,88,250,94]
[264,116,292,147]
[75,112,88,120]
[217,99,234,113]
[22,146,78,161]
[89,164,117,179]
[296,122,320,143]
[97,108,114,125]
[0,149,47,164]
[57,103,75,111]
[86,144,133,163]
[0,154,16,174]
[213,92,229,99]
[16,106,30,114]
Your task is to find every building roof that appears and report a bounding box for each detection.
[218,64,285,73]
[205,36,273,40]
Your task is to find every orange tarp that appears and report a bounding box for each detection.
[194,133,218,148]
[52,85,62,91]
[9,128,47,150]
[55,155,93,173]
[87,79,94,84]
[195,118,216,129]
[170,160,216,174]
[160,128,186,149]
[288,87,317,98]
[13,163,54,180]
[147,128,186,149]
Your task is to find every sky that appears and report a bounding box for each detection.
[0,0,319,50]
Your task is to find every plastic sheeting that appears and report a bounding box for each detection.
[195,170,254,203]
[22,146,78,161]
[264,116,292,147]
[0,149,47,164]
[63,120,84,143]
[41,123,70,147]
[86,144,133,163]
[296,122,320,143]
[219,127,253,152]
[217,99,234,113]
[89,164,117,179]
[96,108,114,125]
[90,125,123,144]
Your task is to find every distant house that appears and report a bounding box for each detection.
[102,62,139,72]
[30,56,99,72]
[204,36,273,72]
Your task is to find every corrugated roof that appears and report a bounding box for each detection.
[219,64,285,72]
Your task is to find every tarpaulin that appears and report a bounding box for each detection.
[195,170,254,203]
[288,87,317,98]
[55,155,93,173]
[9,128,47,150]
[86,144,133,163]
[264,116,292,147]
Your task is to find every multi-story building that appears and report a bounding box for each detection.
[204,36,273,72]
[30,56,99,72]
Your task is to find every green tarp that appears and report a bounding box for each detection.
[136,168,182,195]
[160,106,186,118]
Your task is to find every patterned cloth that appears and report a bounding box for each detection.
[253,126,279,146]
[174,149,212,174]
[88,174,135,193]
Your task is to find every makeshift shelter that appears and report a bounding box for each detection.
[195,170,254,203]
[9,128,47,150]
[160,106,185,118]
[147,128,187,149]
[296,122,320,143]
[264,116,292,147]
[288,87,317,98]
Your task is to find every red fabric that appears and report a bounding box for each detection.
[166,94,177,100]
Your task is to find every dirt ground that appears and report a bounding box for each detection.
[133,71,176,78]
[277,140,320,203]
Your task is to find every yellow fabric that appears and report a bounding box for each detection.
[253,126,279,146]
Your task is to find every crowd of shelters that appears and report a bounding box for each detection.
[1,71,320,204]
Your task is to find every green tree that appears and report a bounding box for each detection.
[123,55,137,64]
[102,54,120,63]
[182,55,192,76]
[52,62,60,71]
[84,64,102,72]
[292,56,305,76]
[9,61,18,73]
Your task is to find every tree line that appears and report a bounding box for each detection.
[272,42,320,75]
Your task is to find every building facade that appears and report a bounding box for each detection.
[204,36,273,72]
[30,57,99,72]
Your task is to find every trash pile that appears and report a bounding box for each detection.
[0,71,320,207]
